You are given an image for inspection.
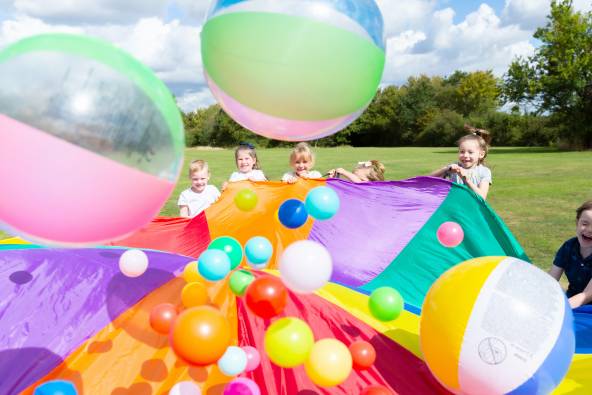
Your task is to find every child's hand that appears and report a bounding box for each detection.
[286,175,298,184]
[221,181,229,191]
[448,164,462,174]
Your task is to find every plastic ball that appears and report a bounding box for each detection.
[278,199,308,229]
[169,381,201,395]
[119,249,149,278]
[242,345,261,372]
[279,240,332,293]
[420,256,575,395]
[198,249,231,281]
[218,346,248,376]
[436,221,464,248]
[208,236,243,269]
[349,340,376,370]
[181,282,209,308]
[264,317,314,368]
[0,33,184,245]
[201,0,385,141]
[305,338,352,387]
[34,380,77,395]
[149,303,178,334]
[170,306,231,365]
[305,186,340,220]
[245,275,288,319]
[245,236,273,265]
[223,378,261,395]
[368,287,403,322]
[360,385,393,395]
[235,189,258,211]
[229,269,255,296]
[182,261,201,282]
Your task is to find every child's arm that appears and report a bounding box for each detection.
[430,165,450,178]
[333,168,364,183]
[282,172,298,184]
[458,168,490,199]
[568,279,592,308]
[179,205,190,218]
[548,265,564,281]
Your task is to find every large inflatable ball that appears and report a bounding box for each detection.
[201,0,385,141]
[420,256,575,395]
[0,34,184,245]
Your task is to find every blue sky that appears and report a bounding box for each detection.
[0,1,590,111]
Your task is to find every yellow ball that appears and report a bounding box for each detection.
[305,338,352,387]
[264,317,314,368]
[181,282,209,308]
[234,188,258,211]
[182,261,201,283]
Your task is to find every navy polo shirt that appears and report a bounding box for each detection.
[554,237,592,299]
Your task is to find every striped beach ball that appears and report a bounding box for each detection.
[420,256,574,395]
[0,34,184,245]
[201,0,385,141]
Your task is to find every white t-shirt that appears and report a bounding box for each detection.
[281,170,323,182]
[177,185,220,217]
[446,164,492,186]
[228,170,267,182]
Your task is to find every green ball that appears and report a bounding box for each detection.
[368,287,403,322]
[229,269,255,296]
[234,188,258,211]
[208,236,243,270]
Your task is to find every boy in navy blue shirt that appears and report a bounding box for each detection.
[549,200,592,308]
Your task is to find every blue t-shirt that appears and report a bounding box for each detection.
[554,237,592,299]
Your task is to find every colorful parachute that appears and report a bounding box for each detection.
[1,177,590,394]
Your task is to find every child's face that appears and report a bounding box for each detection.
[190,169,209,193]
[291,154,312,175]
[236,150,255,173]
[577,209,592,249]
[458,140,484,169]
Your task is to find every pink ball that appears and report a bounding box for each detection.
[242,346,261,372]
[436,221,464,248]
[223,378,260,395]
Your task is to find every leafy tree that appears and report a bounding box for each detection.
[503,0,592,148]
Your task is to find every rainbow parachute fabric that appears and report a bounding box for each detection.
[1,177,590,394]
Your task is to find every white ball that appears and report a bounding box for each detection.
[169,381,201,395]
[279,240,332,293]
[118,249,148,278]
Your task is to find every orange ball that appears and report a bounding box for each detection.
[181,282,209,308]
[149,303,177,334]
[170,306,231,365]
[349,340,376,370]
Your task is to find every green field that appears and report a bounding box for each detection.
[2,147,590,270]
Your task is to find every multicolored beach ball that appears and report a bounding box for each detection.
[0,33,184,246]
[420,256,575,395]
[201,0,386,141]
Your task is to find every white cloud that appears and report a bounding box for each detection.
[503,0,592,30]
[376,0,436,38]
[0,15,81,47]
[176,87,216,112]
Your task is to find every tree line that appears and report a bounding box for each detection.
[183,0,591,149]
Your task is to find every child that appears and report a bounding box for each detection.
[281,142,323,184]
[327,160,385,183]
[223,143,267,190]
[549,200,592,308]
[178,160,220,218]
[430,129,492,199]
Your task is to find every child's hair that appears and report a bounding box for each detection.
[235,142,260,170]
[188,159,208,177]
[289,142,315,167]
[458,125,491,165]
[576,200,592,221]
[356,160,385,181]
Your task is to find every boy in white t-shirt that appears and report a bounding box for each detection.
[178,160,220,218]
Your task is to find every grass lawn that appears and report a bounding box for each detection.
[2,146,590,271]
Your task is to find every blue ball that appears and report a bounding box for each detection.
[278,199,308,229]
[245,236,273,265]
[34,380,77,395]
[217,346,248,376]
[305,186,340,220]
[198,249,231,281]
